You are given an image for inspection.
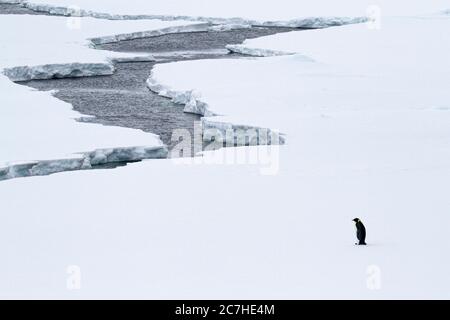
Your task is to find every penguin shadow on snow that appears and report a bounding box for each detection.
[350,218,394,247]
[352,218,395,247]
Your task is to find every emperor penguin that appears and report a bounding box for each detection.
[352,218,367,245]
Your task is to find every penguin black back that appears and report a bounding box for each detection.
[352,218,367,245]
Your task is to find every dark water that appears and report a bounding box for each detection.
[1,3,295,180]
[2,3,294,153]
[23,60,201,151]
[98,27,293,53]
[0,3,48,15]
[20,27,295,154]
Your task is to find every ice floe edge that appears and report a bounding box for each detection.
[1,0,367,29]
[146,71,286,146]
[0,146,168,181]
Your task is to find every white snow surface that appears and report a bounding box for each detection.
[6,0,450,22]
[151,16,450,133]
[0,14,200,174]
[0,74,166,177]
[0,15,198,71]
[0,9,449,298]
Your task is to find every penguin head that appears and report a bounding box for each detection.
[352,218,360,223]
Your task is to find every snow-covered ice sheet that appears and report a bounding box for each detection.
[0,73,167,179]
[150,16,450,135]
[0,0,367,28]
[224,15,450,70]
[0,15,200,73]
[0,14,201,177]
[6,0,450,22]
[0,11,449,298]
[0,145,449,299]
